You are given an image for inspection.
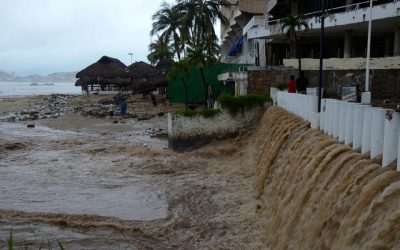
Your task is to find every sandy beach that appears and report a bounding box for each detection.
[0,94,266,249]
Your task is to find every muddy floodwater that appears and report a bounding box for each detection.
[4,102,400,249]
[0,122,167,221]
[0,112,264,249]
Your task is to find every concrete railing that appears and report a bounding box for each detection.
[277,91,400,170]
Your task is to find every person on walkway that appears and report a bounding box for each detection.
[296,71,309,94]
[287,75,296,93]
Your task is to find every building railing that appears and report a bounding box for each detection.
[267,0,378,26]
[277,91,400,170]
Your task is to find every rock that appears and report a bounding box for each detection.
[137,113,155,121]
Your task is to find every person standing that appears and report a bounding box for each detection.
[296,71,309,94]
[120,99,127,117]
[287,75,296,93]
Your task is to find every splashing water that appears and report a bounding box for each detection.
[2,106,400,248]
[250,106,400,249]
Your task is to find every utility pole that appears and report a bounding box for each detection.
[318,0,326,112]
[362,0,373,104]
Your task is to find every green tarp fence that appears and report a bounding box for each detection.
[167,63,248,104]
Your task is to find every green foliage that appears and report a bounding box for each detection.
[6,229,66,250]
[57,239,66,250]
[217,94,270,116]
[151,0,226,61]
[175,108,221,118]
[271,82,288,91]
[280,14,309,34]
[147,36,174,65]
[281,14,309,71]
[166,60,190,81]
[151,2,185,60]
[8,230,13,250]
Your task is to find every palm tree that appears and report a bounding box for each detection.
[281,14,308,73]
[186,45,211,108]
[151,0,227,107]
[177,0,228,57]
[151,2,185,60]
[167,59,191,108]
[147,36,174,66]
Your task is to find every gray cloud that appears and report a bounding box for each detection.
[0,0,164,75]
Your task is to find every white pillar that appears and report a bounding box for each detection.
[324,99,333,134]
[370,108,388,158]
[353,104,371,150]
[362,107,374,154]
[309,96,318,123]
[311,112,320,129]
[320,99,327,131]
[277,91,282,107]
[339,101,347,143]
[327,99,334,136]
[332,100,341,139]
[345,102,356,146]
[323,99,329,133]
[383,110,399,167]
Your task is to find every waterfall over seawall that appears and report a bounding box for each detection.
[251,106,400,249]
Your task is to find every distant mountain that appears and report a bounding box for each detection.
[0,71,17,81]
[0,71,77,83]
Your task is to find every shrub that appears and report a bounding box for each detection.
[217,94,270,116]
[271,82,287,90]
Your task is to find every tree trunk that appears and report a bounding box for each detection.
[181,77,188,109]
[175,44,181,61]
[294,32,302,74]
[289,29,297,59]
[199,67,208,108]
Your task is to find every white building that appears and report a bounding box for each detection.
[222,0,400,70]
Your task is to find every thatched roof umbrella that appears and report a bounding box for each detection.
[75,77,132,87]
[76,56,128,79]
[128,61,162,79]
[75,77,112,86]
[127,61,167,93]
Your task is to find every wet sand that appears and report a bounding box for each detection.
[0,94,265,249]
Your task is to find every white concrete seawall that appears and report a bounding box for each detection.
[277,91,400,168]
[168,106,265,150]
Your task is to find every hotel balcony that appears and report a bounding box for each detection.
[245,1,400,41]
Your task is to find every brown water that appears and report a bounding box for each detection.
[250,106,400,249]
[0,122,171,248]
[0,119,264,249]
[2,107,400,249]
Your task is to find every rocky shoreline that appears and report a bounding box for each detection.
[0,94,75,122]
[0,94,168,122]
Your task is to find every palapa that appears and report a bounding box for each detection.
[127,61,167,93]
[74,76,131,87]
[76,56,128,79]
[75,57,168,94]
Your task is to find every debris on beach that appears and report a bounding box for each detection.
[0,94,75,122]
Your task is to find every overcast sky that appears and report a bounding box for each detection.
[0,0,169,76]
